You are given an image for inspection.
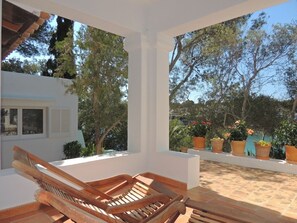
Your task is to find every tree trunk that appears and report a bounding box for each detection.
[241,89,249,120]
[95,114,126,155]
[169,64,194,101]
[96,139,104,154]
[292,94,297,120]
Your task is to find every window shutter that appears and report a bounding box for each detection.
[50,108,71,137]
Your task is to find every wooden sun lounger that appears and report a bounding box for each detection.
[12,146,186,223]
[12,146,266,223]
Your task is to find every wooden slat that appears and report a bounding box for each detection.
[185,199,252,223]
[2,20,22,32]
[140,172,187,191]
[13,146,112,200]
[192,209,240,223]
[12,146,186,223]
[0,202,42,220]
[36,190,106,223]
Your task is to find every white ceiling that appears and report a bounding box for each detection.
[8,0,287,37]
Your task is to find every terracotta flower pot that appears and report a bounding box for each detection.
[254,143,271,160]
[286,145,297,164]
[180,147,188,153]
[193,137,205,150]
[211,140,224,153]
[231,140,246,156]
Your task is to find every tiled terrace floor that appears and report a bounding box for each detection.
[177,160,297,223]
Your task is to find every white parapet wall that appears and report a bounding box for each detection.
[148,151,200,190]
[189,149,297,175]
[0,151,146,210]
[0,71,78,169]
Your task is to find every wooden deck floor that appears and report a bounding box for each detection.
[2,160,297,222]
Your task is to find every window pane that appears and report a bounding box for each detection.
[1,108,18,136]
[22,109,43,135]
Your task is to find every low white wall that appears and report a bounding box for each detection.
[189,149,297,175]
[1,71,78,169]
[0,152,146,210]
[148,151,200,189]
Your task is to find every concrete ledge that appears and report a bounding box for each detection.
[188,149,297,175]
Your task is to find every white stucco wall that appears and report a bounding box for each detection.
[0,71,78,169]
[0,151,146,210]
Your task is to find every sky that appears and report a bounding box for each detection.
[259,0,297,25]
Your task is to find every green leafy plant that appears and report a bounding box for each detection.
[210,136,224,141]
[80,144,96,157]
[255,140,271,147]
[63,141,82,159]
[189,120,211,137]
[273,120,297,148]
[225,120,254,141]
[170,119,190,151]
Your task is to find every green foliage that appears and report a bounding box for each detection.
[255,140,271,147]
[104,121,127,151]
[211,137,224,141]
[169,119,191,151]
[188,120,211,137]
[43,16,74,78]
[80,144,96,157]
[273,120,297,147]
[1,58,46,75]
[270,146,286,159]
[63,141,82,159]
[56,25,128,153]
[225,120,254,141]
[16,17,54,57]
[169,15,250,102]
[246,95,285,135]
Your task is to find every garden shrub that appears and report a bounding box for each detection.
[63,141,82,159]
[81,144,96,157]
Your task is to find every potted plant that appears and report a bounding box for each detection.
[189,120,211,150]
[273,120,297,164]
[210,137,224,153]
[169,119,188,152]
[254,140,271,160]
[225,120,254,156]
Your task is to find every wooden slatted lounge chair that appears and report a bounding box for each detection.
[12,146,268,223]
[12,146,186,223]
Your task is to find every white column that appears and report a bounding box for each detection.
[124,33,149,155]
[0,0,2,169]
[125,32,199,189]
[124,33,173,154]
[146,33,173,153]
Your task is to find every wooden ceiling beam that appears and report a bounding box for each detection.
[2,19,23,32]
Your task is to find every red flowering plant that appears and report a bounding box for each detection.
[189,120,211,137]
[224,120,254,141]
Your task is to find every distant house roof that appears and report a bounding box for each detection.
[1,0,50,60]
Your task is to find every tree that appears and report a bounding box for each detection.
[284,56,297,119]
[169,16,250,102]
[57,25,128,154]
[15,17,54,57]
[247,95,284,135]
[42,16,74,78]
[200,13,297,122]
[233,13,297,119]
[1,58,46,74]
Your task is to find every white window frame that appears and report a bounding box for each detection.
[1,106,47,140]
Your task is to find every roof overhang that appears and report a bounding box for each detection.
[2,0,50,60]
[7,0,287,38]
